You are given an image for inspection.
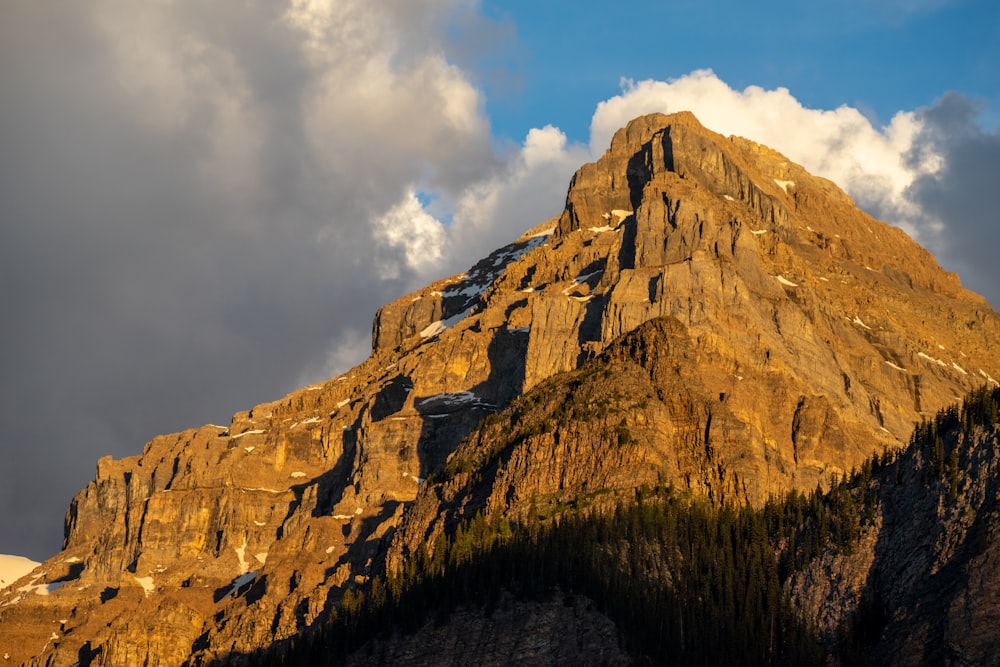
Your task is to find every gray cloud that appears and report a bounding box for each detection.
[0,0,503,560]
[907,93,1000,307]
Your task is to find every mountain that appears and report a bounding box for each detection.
[784,387,1000,665]
[2,111,999,666]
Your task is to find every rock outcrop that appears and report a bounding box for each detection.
[341,592,630,667]
[786,397,1000,665]
[2,112,999,666]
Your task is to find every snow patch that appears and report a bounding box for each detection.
[723,195,735,201]
[253,521,266,526]
[776,275,798,287]
[979,369,999,386]
[588,225,615,233]
[750,229,768,235]
[527,227,555,239]
[0,555,40,590]
[301,416,322,425]
[571,270,602,286]
[336,399,350,409]
[231,429,266,440]
[254,553,267,565]
[561,269,603,300]
[852,316,872,330]
[952,362,968,375]
[774,179,795,193]
[133,575,155,598]
[443,280,489,300]
[243,446,255,453]
[420,308,472,339]
[290,471,307,479]
[416,391,496,413]
[221,571,257,599]
[918,352,947,367]
[493,236,547,267]
[884,361,907,372]
[235,538,250,574]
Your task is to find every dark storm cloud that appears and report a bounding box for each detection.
[908,93,1000,307]
[0,0,499,560]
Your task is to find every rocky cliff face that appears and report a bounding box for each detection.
[786,396,1000,666]
[1,112,998,666]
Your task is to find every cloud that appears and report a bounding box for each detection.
[907,92,1000,305]
[440,125,589,268]
[299,327,373,386]
[373,189,447,280]
[590,71,945,242]
[0,0,502,560]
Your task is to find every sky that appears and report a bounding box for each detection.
[1,0,997,561]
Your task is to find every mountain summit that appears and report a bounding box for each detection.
[2,112,999,665]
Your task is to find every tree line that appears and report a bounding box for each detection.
[227,385,1000,666]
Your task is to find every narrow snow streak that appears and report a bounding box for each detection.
[231,429,266,440]
[918,352,947,367]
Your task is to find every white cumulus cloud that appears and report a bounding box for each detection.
[590,70,945,243]
[373,189,447,280]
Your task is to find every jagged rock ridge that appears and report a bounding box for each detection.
[1,112,999,666]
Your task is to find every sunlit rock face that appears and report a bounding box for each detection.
[2,112,999,666]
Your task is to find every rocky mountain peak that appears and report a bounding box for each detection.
[2,112,999,666]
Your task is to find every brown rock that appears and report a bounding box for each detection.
[3,112,999,666]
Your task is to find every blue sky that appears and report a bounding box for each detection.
[477,0,999,142]
[0,0,997,560]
